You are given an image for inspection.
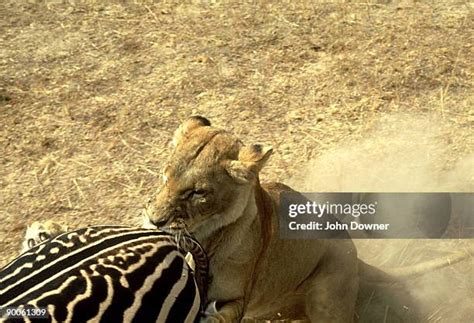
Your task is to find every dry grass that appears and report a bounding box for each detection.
[0,0,473,321]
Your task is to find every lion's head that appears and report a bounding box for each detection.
[145,116,272,241]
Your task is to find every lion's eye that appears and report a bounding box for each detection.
[180,187,210,201]
[181,188,207,200]
[191,189,206,196]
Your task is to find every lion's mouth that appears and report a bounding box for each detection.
[169,217,186,230]
[158,218,196,239]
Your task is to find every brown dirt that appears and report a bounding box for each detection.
[1,0,473,321]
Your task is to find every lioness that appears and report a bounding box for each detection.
[145,116,471,322]
[146,116,359,322]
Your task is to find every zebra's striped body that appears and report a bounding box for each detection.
[0,226,208,323]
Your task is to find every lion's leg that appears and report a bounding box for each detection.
[304,247,359,323]
[21,220,69,253]
[201,299,244,323]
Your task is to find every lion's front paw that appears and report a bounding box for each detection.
[200,316,221,323]
[200,301,225,323]
[199,300,243,323]
[21,220,69,253]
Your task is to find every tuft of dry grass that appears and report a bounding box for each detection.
[0,0,473,321]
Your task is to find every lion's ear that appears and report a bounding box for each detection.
[172,116,211,146]
[239,144,273,171]
[225,145,273,183]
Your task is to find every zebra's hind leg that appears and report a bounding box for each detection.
[21,220,69,253]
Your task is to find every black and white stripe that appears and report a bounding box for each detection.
[0,226,208,323]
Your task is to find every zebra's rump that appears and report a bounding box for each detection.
[0,226,207,323]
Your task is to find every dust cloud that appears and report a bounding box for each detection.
[288,113,472,193]
[287,113,474,321]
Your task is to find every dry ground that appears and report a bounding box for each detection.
[1,0,473,322]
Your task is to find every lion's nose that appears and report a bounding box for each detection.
[152,217,170,228]
[150,206,186,228]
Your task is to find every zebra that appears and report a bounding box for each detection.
[0,225,208,323]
